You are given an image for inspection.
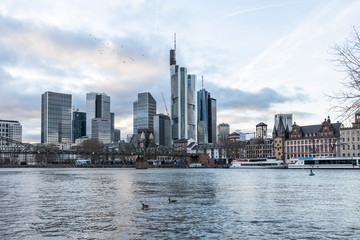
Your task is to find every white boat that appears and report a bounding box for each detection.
[230,157,286,169]
[189,163,202,168]
[288,157,360,169]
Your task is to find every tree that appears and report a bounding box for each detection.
[329,26,360,121]
[76,138,104,164]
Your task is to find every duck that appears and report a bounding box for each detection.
[168,197,177,203]
[142,203,149,209]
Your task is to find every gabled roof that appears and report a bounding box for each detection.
[300,122,342,138]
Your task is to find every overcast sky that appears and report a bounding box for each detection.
[0,0,359,143]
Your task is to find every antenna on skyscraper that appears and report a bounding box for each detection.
[174,33,176,51]
[202,75,204,89]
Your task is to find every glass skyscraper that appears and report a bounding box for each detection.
[170,38,196,141]
[72,110,86,143]
[197,89,216,143]
[86,92,111,143]
[41,91,72,143]
[153,114,171,147]
[133,92,156,134]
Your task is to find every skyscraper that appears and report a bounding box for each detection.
[153,114,171,147]
[0,120,22,142]
[41,91,72,143]
[170,36,196,141]
[72,110,86,143]
[133,92,156,134]
[218,123,230,143]
[86,92,111,143]
[197,88,217,143]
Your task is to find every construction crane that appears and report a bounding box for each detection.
[161,92,170,117]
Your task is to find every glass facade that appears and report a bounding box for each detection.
[92,118,111,144]
[153,114,171,147]
[170,46,196,142]
[218,123,230,143]
[41,91,72,143]
[197,89,216,143]
[86,92,111,143]
[133,92,156,134]
[72,111,86,143]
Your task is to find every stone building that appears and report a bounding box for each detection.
[340,111,360,157]
[285,117,342,163]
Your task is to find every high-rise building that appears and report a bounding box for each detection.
[41,91,72,143]
[197,88,216,143]
[153,114,171,147]
[91,118,111,144]
[133,92,156,134]
[170,36,196,141]
[114,129,121,142]
[111,112,115,142]
[0,120,22,142]
[218,123,230,143]
[72,110,86,143]
[86,92,111,143]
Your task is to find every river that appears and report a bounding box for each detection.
[0,168,359,239]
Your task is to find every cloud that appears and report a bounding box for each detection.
[224,3,291,18]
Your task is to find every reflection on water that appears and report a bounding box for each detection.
[1,168,360,239]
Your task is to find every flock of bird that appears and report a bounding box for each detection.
[142,197,177,210]
[89,33,144,64]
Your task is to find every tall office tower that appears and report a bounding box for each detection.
[197,88,217,143]
[153,114,171,147]
[0,120,22,142]
[86,92,111,143]
[218,123,230,143]
[114,129,121,142]
[133,92,156,134]
[170,36,196,141]
[41,91,72,143]
[111,112,115,142]
[72,110,86,143]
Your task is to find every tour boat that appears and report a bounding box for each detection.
[188,163,202,168]
[229,157,286,169]
[288,157,360,169]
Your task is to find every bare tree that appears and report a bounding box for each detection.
[76,138,104,164]
[329,26,360,121]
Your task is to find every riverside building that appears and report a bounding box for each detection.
[170,35,196,142]
[41,91,72,143]
[197,86,216,144]
[86,92,111,143]
[133,92,156,134]
[285,117,342,163]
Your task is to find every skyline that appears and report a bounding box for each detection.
[1,0,360,143]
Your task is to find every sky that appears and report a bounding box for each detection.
[0,0,360,143]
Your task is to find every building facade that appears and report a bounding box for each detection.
[41,91,72,143]
[285,117,342,163]
[340,111,360,157]
[72,110,86,143]
[86,92,111,143]
[218,123,230,143]
[133,92,156,134]
[256,122,267,139]
[0,120,22,142]
[272,116,289,160]
[170,40,196,142]
[153,114,171,147]
[197,89,217,144]
[246,138,274,159]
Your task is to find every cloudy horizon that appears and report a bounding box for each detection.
[0,0,359,143]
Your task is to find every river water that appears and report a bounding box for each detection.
[1,168,360,239]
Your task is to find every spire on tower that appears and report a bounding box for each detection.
[174,33,176,51]
[202,75,204,89]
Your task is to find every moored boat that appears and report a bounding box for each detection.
[230,157,286,169]
[288,157,360,169]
